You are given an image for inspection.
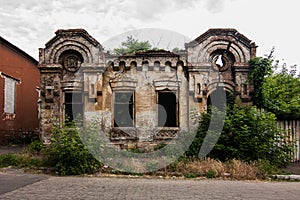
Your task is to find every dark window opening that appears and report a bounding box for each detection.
[158,91,178,127]
[114,92,134,127]
[243,84,248,95]
[197,83,201,94]
[65,92,83,123]
[207,87,232,111]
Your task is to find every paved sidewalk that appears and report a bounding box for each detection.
[1,173,300,200]
[0,169,47,195]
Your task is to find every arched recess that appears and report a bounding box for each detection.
[165,61,172,67]
[207,81,235,97]
[198,40,247,64]
[154,61,161,67]
[207,86,234,109]
[130,61,137,69]
[49,40,93,64]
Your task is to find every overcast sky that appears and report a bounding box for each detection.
[0,0,299,68]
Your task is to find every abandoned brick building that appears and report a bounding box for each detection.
[38,28,256,147]
[0,36,40,144]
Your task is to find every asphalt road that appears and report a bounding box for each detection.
[1,171,300,200]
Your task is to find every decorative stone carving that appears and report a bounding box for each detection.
[63,54,82,72]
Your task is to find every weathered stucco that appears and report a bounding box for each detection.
[38,28,256,148]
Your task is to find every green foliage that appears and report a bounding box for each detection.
[172,47,180,52]
[185,104,294,167]
[249,57,273,107]
[184,172,201,178]
[206,169,217,179]
[114,36,152,55]
[45,126,101,175]
[254,159,281,178]
[0,154,19,167]
[26,140,45,154]
[249,53,300,119]
[0,154,44,168]
[262,69,300,120]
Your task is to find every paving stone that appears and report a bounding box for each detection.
[1,175,300,199]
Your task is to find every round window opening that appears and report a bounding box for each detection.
[211,51,234,72]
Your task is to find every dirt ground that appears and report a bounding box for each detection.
[1,144,300,175]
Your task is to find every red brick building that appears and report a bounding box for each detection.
[0,36,40,144]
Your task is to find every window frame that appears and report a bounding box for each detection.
[157,90,179,128]
[3,75,18,114]
[64,91,83,123]
[113,91,135,128]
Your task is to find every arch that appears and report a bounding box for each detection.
[119,61,126,67]
[176,60,184,67]
[49,40,93,64]
[142,60,149,65]
[207,81,235,97]
[58,49,84,64]
[130,61,137,68]
[207,87,234,109]
[165,61,172,67]
[154,61,161,67]
[198,39,247,64]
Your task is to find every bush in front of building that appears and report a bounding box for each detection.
[45,125,102,175]
[185,102,294,168]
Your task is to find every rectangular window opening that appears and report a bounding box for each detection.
[65,92,83,123]
[158,91,178,127]
[114,92,134,127]
[4,76,17,114]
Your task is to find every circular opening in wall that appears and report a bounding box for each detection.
[59,50,84,72]
[211,50,234,72]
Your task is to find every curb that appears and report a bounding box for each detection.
[272,175,300,181]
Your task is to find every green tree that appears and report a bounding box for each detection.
[113,36,152,55]
[249,57,273,107]
[262,67,300,120]
[249,50,300,119]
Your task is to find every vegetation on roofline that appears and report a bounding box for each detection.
[112,35,183,55]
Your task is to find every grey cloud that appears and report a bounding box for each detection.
[132,0,170,21]
[205,0,225,13]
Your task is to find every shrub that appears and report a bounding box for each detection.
[254,159,280,179]
[26,140,45,154]
[185,103,294,167]
[45,126,101,175]
[0,154,19,167]
[206,169,217,178]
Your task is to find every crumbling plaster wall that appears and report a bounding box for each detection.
[38,28,256,146]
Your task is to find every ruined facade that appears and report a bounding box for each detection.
[38,28,256,147]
